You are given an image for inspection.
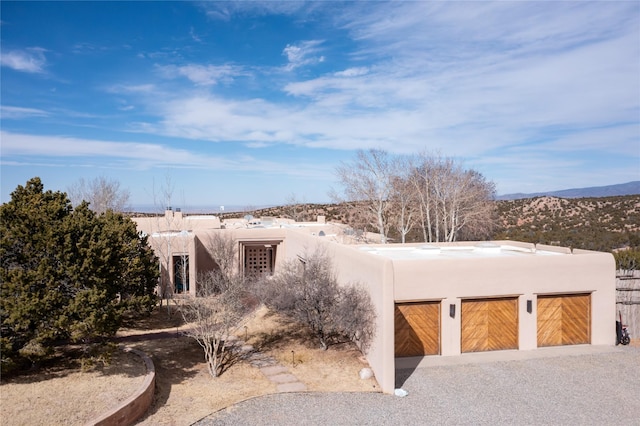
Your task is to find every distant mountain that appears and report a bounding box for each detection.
[497,181,640,200]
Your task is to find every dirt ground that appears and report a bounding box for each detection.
[0,349,146,425]
[1,304,378,426]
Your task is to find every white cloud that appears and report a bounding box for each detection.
[156,64,245,86]
[104,2,635,166]
[0,131,212,169]
[189,27,202,43]
[1,106,49,119]
[334,67,369,77]
[45,1,634,195]
[107,83,157,94]
[201,1,314,21]
[0,48,47,73]
[282,40,325,71]
[0,131,332,179]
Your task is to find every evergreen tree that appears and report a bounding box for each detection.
[1,178,158,372]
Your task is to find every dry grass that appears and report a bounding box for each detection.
[1,303,378,426]
[132,305,378,425]
[0,350,146,426]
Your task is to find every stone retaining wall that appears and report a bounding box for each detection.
[86,348,155,426]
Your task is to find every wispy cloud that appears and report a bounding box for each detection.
[107,83,158,94]
[334,67,369,78]
[0,131,210,169]
[0,131,332,179]
[0,47,47,73]
[1,105,49,119]
[3,2,636,203]
[189,26,202,43]
[282,40,325,71]
[156,63,245,86]
[201,1,313,21]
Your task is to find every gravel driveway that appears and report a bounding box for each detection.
[195,345,640,425]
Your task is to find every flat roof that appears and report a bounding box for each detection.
[357,243,566,260]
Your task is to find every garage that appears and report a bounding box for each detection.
[537,293,591,347]
[461,297,519,353]
[395,302,440,357]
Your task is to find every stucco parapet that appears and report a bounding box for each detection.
[534,243,572,254]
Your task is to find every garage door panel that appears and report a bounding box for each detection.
[488,299,518,351]
[561,294,590,345]
[537,297,562,346]
[538,294,590,347]
[462,298,518,353]
[461,300,489,352]
[395,302,440,357]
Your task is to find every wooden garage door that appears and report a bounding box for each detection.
[395,302,440,357]
[537,294,591,347]
[461,298,518,353]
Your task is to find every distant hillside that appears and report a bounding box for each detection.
[494,194,640,251]
[212,192,640,252]
[497,181,640,200]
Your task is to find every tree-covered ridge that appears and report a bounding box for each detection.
[493,195,640,251]
[223,194,640,252]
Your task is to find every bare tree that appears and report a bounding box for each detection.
[409,153,437,243]
[334,149,394,243]
[259,249,376,351]
[389,156,418,243]
[284,193,309,222]
[67,176,130,214]
[146,173,188,312]
[182,232,256,377]
[451,170,497,241]
[409,153,496,242]
[201,232,239,292]
[181,271,254,377]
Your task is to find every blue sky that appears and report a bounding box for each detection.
[1,1,639,210]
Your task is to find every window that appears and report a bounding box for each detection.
[244,244,276,275]
[173,254,189,293]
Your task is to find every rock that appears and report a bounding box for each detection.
[394,388,408,397]
[359,367,374,380]
[240,344,254,353]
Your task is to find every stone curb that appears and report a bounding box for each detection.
[85,347,156,426]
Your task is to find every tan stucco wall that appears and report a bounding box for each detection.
[326,242,395,394]
[132,210,221,235]
[376,242,615,355]
[276,230,396,394]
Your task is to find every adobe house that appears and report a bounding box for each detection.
[133,210,616,395]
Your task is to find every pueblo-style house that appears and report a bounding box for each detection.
[133,208,616,394]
